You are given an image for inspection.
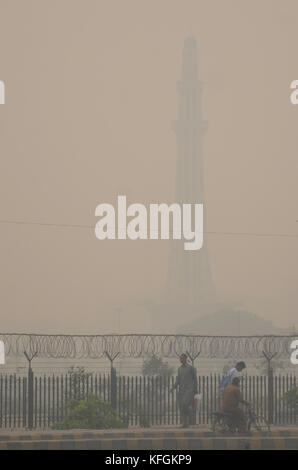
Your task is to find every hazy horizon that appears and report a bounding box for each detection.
[0,0,297,334]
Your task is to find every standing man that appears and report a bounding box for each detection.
[171,353,198,428]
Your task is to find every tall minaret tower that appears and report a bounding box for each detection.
[166,37,216,322]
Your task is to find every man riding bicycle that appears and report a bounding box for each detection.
[221,377,250,432]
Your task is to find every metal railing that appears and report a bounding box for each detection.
[0,372,297,429]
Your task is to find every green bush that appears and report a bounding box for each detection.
[52,394,125,430]
[137,406,151,428]
[142,355,174,377]
[282,387,298,413]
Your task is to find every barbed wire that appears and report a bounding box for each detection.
[0,333,296,360]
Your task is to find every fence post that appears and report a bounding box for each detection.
[24,351,37,430]
[262,351,277,424]
[104,351,119,410]
[111,366,117,410]
[186,350,200,425]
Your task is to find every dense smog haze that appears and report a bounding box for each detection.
[0,1,297,336]
[0,1,297,451]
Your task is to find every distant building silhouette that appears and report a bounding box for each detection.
[166,37,216,322]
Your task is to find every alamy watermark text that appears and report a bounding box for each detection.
[95,196,203,251]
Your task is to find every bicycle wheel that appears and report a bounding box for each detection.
[249,413,270,433]
[260,416,271,433]
[211,413,224,433]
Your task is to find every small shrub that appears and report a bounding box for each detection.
[142,355,174,377]
[138,407,151,428]
[282,387,298,414]
[52,394,125,430]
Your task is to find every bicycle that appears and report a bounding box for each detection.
[211,406,271,434]
[246,406,271,433]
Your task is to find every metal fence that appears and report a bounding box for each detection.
[0,373,297,429]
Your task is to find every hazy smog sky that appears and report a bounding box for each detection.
[0,0,297,334]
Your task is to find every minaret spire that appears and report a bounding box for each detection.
[166,37,216,324]
[182,36,198,81]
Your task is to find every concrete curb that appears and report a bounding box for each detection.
[0,436,297,450]
[0,428,296,441]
